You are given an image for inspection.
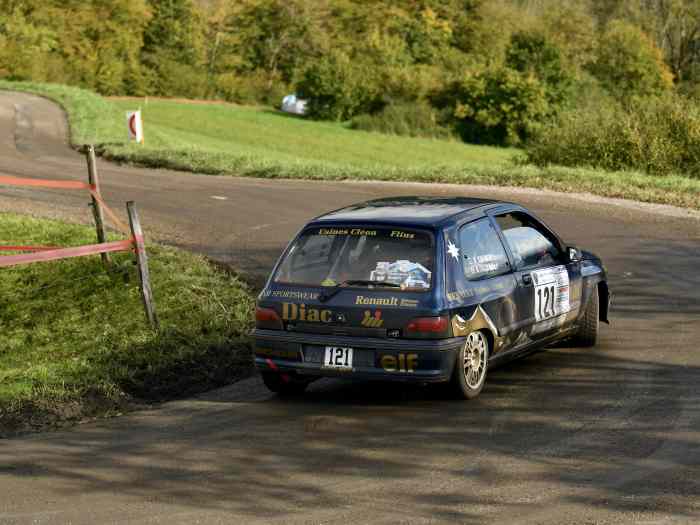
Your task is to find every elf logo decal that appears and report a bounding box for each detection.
[282,303,332,323]
[361,310,383,328]
[380,353,418,373]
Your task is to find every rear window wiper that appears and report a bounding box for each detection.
[319,279,400,303]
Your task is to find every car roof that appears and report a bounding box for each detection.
[309,196,509,228]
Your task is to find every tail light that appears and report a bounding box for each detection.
[256,306,283,330]
[404,315,450,339]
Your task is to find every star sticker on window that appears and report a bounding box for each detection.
[447,240,460,260]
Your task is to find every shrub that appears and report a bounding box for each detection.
[350,100,452,139]
[214,71,290,105]
[525,94,700,177]
[296,50,382,121]
[435,66,550,146]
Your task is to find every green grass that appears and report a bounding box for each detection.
[0,213,254,435]
[0,80,125,146]
[110,98,516,169]
[2,81,699,209]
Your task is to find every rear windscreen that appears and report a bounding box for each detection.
[274,226,434,291]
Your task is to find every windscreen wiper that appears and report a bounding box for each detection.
[318,279,400,303]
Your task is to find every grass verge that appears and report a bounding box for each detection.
[0,213,254,436]
[1,81,699,209]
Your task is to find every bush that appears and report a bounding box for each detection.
[435,66,550,146]
[525,94,700,177]
[214,71,290,106]
[296,50,382,121]
[350,100,452,139]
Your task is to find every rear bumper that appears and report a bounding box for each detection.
[253,328,464,383]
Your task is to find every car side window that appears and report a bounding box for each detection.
[459,219,511,280]
[495,212,561,269]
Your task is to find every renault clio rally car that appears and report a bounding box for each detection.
[254,197,610,399]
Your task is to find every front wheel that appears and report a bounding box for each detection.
[450,331,489,400]
[573,289,599,347]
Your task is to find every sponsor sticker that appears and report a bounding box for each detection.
[532,265,571,322]
[361,310,383,328]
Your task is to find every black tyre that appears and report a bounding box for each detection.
[450,330,489,400]
[574,288,599,347]
[261,372,309,396]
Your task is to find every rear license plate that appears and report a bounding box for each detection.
[323,346,353,370]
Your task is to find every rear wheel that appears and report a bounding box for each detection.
[261,372,310,396]
[450,331,489,400]
[574,288,599,347]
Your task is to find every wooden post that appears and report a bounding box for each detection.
[85,145,110,265]
[127,201,159,331]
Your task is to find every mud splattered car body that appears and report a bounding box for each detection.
[253,197,610,398]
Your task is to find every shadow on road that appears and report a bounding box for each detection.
[3,330,699,522]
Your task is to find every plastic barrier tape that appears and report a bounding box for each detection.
[0,174,131,235]
[0,239,134,268]
[0,175,137,262]
[0,246,57,252]
[0,175,95,191]
[88,189,131,234]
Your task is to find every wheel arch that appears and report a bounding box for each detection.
[451,306,502,353]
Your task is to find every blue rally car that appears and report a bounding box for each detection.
[253,197,610,399]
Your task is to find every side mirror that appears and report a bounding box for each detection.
[566,246,582,263]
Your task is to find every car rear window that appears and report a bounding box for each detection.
[273,226,434,291]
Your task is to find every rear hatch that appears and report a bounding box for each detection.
[257,224,446,339]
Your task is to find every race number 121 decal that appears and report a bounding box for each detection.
[532,265,571,322]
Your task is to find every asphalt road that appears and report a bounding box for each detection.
[0,92,699,524]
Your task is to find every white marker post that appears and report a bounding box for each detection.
[126,110,144,144]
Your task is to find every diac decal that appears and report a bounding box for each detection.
[380,353,418,373]
[361,310,383,328]
[282,303,332,323]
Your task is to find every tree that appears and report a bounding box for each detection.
[31,0,151,95]
[646,0,700,84]
[297,50,381,121]
[590,19,674,99]
[229,0,326,88]
[141,0,206,97]
[438,66,550,145]
[540,1,597,74]
[505,31,572,109]
[0,5,57,81]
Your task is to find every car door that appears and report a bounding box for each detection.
[444,218,528,354]
[491,210,582,341]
